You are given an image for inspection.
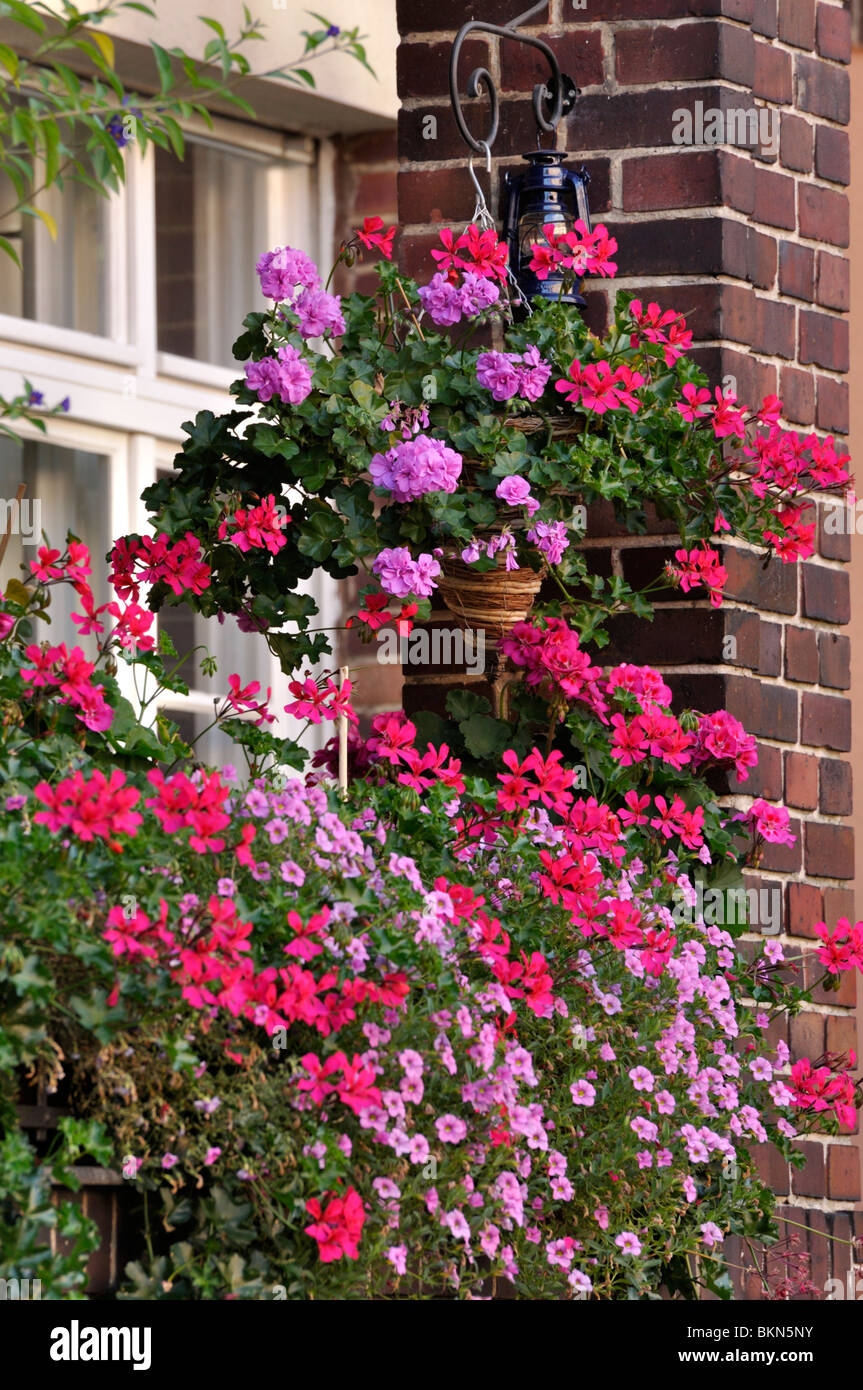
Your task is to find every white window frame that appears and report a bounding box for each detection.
[0,113,340,759]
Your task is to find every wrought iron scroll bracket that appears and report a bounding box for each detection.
[448,2,578,155]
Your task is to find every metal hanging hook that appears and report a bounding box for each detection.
[467,140,495,229]
[467,141,492,201]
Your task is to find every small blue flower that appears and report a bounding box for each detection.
[326,24,340,37]
[60,397,70,412]
[28,389,44,406]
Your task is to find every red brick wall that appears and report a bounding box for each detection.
[396,0,859,1297]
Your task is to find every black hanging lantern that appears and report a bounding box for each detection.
[502,152,591,308]
[448,3,591,310]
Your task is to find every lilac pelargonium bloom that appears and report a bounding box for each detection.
[244,346,313,405]
[293,286,345,338]
[496,474,539,516]
[417,272,463,327]
[256,245,320,301]
[372,546,441,598]
[370,434,463,502]
[459,272,499,316]
[476,350,521,402]
[476,347,552,403]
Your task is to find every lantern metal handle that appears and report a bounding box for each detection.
[449,1,578,156]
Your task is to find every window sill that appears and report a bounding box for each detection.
[0,314,141,366]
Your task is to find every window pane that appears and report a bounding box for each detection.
[0,177,110,336]
[155,139,316,367]
[0,439,110,644]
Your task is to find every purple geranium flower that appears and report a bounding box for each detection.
[244,346,312,405]
[255,245,320,301]
[417,273,463,327]
[294,287,345,338]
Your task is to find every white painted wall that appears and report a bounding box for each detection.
[90,0,398,126]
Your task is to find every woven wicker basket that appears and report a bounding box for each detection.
[437,552,545,641]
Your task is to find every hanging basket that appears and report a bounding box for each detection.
[437,551,545,641]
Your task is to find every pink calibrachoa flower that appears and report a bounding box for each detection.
[435,1114,468,1143]
[615,1231,642,1256]
[570,1079,596,1106]
[204,1147,222,1165]
[700,1222,724,1247]
[628,1066,655,1092]
[161,1153,179,1170]
[386,1244,408,1275]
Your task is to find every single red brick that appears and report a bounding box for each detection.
[719,346,778,407]
[747,741,783,800]
[802,564,850,623]
[816,250,850,310]
[826,1013,857,1057]
[786,881,824,939]
[778,240,814,300]
[785,625,819,682]
[753,1143,790,1196]
[815,126,850,185]
[722,547,797,613]
[759,620,782,676]
[398,168,481,225]
[816,2,852,62]
[785,751,819,810]
[818,631,850,689]
[805,821,854,878]
[752,0,778,36]
[753,40,792,101]
[797,54,851,122]
[779,113,814,173]
[779,365,815,425]
[816,376,849,435]
[819,756,852,816]
[616,22,718,84]
[798,184,850,246]
[802,691,852,750]
[800,310,850,371]
[810,948,857,1006]
[397,37,489,100]
[501,29,605,92]
[752,167,797,229]
[790,1010,825,1061]
[827,1145,861,1202]
[720,150,756,215]
[621,150,721,212]
[605,216,724,276]
[779,0,815,47]
[791,1141,825,1198]
[818,497,852,562]
[719,21,754,85]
